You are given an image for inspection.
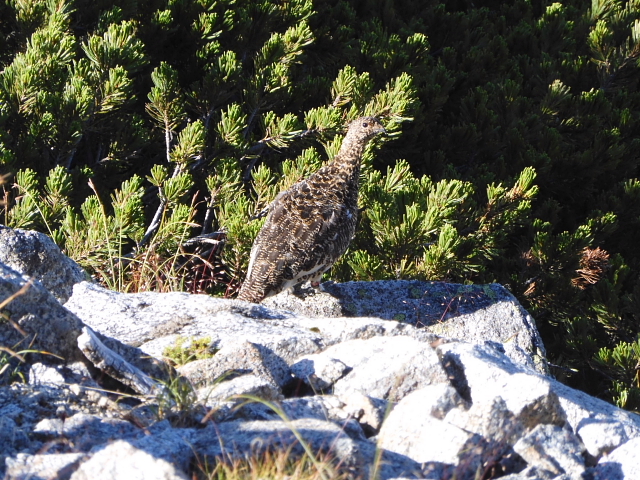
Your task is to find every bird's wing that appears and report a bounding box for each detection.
[251,182,349,282]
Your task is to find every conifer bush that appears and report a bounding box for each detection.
[2,0,640,410]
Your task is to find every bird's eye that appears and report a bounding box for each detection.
[362,122,369,127]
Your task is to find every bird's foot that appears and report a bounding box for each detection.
[312,281,331,293]
[292,281,325,299]
[318,280,335,292]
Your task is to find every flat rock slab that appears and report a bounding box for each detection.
[263,280,527,326]
[66,281,545,373]
[263,280,547,372]
[65,282,323,362]
[65,282,439,364]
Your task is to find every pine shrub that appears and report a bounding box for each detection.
[2,0,640,409]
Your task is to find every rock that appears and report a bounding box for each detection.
[291,355,350,391]
[294,336,449,401]
[378,390,473,465]
[577,420,630,458]
[77,327,165,394]
[262,280,547,373]
[28,363,67,386]
[66,282,448,364]
[0,416,29,470]
[593,436,640,480]
[497,466,559,480]
[444,396,522,443]
[0,262,85,362]
[179,340,292,388]
[436,341,640,458]
[33,413,138,451]
[196,373,283,409]
[65,281,324,361]
[378,386,476,465]
[0,226,86,303]
[413,384,468,420]
[337,391,390,435]
[355,440,432,480]
[130,421,195,473]
[513,424,586,476]
[375,385,524,479]
[553,386,640,461]
[69,441,189,480]
[0,262,167,392]
[226,394,379,441]
[5,453,87,480]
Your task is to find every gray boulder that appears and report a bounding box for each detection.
[69,441,189,480]
[5,453,87,480]
[437,341,640,458]
[0,261,170,392]
[513,424,586,477]
[0,226,86,303]
[0,262,85,362]
[65,279,546,375]
[65,281,325,362]
[292,336,449,401]
[378,386,478,465]
[593,436,640,480]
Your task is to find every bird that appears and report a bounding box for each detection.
[236,116,386,303]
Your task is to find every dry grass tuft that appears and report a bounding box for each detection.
[194,447,353,480]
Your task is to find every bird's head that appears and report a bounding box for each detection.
[344,116,386,143]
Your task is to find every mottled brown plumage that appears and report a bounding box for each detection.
[237,116,385,303]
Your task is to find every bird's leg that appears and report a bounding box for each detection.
[309,272,325,292]
[289,272,325,299]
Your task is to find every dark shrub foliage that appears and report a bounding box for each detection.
[2,0,640,410]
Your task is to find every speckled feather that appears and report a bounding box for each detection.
[237,117,385,303]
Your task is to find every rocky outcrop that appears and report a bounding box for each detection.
[0,226,86,303]
[64,279,547,375]
[1,227,639,480]
[262,280,547,373]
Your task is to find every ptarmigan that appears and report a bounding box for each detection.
[236,116,386,303]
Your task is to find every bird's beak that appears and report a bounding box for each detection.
[377,119,387,135]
